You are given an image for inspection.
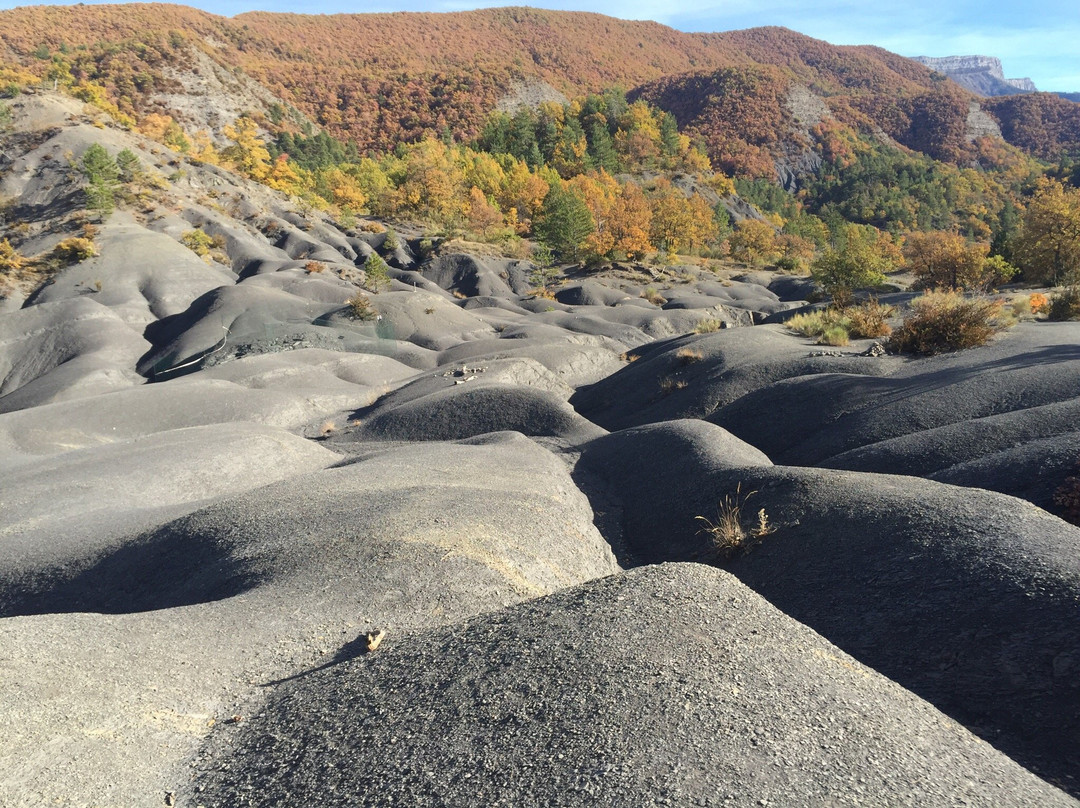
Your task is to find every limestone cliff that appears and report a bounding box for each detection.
[912,55,1036,97]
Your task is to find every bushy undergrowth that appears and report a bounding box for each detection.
[845,297,895,338]
[52,237,98,263]
[886,289,1007,355]
[786,298,895,345]
[1048,286,1080,321]
[0,238,25,271]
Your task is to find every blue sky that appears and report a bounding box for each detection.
[4,0,1077,91]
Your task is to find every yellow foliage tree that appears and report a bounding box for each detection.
[609,182,653,260]
[728,218,780,265]
[388,138,465,224]
[323,167,367,211]
[1013,180,1080,286]
[569,170,619,259]
[903,230,994,290]
[466,186,502,237]
[189,131,220,165]
[648,179,715,254]
[264,154,303,194]
[499,158,549,231]
[222,117,271,181]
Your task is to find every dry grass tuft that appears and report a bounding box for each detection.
[641,286,668,306]
[694,318,723,334]
[676,347,704,365]
[695,483,774,560]
[658,376,688,395]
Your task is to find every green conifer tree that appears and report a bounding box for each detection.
[535,184,594,262]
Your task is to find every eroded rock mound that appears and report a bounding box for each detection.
[188,564,1076,808]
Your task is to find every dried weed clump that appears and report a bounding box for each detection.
[695,483,774,560]
[676,347,704,365]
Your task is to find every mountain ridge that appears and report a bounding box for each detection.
[912,55,1037,97]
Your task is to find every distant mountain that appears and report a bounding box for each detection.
[0,4,1077,169]
[911,55,1037,97]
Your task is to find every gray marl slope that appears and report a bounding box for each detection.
[578,429,1080,789]
[187,564,1077,808]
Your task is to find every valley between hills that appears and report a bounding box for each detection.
[1,6,1080,807]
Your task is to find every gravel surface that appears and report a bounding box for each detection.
[186,564,1078,808]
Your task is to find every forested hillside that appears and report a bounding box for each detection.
[2,3,1079,289]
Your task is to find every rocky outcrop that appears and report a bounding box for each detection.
[913,54,1037,96]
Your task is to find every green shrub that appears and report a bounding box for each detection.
[693,318,723,334]
[181,229,215,256]
[1048,286,1080,321]
[887,289,1007,355]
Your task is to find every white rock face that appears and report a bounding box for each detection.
[911,54,1038,96]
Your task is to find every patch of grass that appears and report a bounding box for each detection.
[305,260,324,273]
[693,318,723,334]
[0,238,25,271]
[887,289,1007,356]
[658,376,688,395]
[676,347,704,365]
[818,325,850,346]
[641,286,667,306]
[695,483,774,560]
[1048,286,1080,321]
[786,308,848,339]
[181,229,214,256]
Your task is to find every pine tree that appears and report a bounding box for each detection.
[535,184,594,262]
[115,149,141,183]
[586,120,619,174]
[364,252,392,292]
[80,144,119,218]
